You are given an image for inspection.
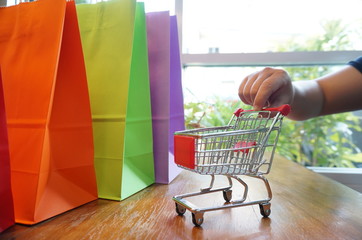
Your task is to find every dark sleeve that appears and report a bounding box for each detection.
[348,56,362,73]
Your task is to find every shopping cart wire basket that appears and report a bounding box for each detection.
[172,104,291,226]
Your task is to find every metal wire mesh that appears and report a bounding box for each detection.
[175,110,284,175]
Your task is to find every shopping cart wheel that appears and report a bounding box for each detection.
[192,213,204,227]
[222,189,232,202]
[175,203,186,216]
[259,202,271,217]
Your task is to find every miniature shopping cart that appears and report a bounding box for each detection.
[172,104,291,226]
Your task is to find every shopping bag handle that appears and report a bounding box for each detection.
[234,104,291,117]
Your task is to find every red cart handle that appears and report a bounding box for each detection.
[234,104,291,117]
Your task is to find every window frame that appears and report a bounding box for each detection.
[182,51,362,67]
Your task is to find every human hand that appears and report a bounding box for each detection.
[238,67,294,110]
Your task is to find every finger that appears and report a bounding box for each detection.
[268,84,293,108]
[249,70,274,108]
[239,74,257,105]
[241,68,275,110]
[254,77,284,110]
[243,71,267,105]
[238,76,250,104]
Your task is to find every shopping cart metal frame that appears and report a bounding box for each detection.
[172,105,290,226]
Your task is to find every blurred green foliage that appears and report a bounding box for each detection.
[184,97,247,129]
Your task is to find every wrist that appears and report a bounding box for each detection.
[288,80,323,121]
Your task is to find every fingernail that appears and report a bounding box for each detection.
[266,100,271,107]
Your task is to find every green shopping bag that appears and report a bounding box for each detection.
[77,0,154,200]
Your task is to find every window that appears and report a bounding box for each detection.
[178,0,362,177]
[182,0,362,54]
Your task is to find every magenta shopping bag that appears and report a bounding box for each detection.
[0,68,14,232]
[147,12,185,184]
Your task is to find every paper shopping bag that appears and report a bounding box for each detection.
[77,0,155,200]
[146,12,185,184]
[121,2,155,198]
[0,68,14,232]
[0,0,97,224]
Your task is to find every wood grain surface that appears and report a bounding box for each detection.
[1,155,361,240]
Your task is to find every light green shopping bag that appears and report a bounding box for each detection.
[77,0,154,200]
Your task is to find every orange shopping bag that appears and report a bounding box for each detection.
[0,0,97,224]
[0,68,14,232]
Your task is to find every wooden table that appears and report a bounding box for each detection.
[1,155,361,240]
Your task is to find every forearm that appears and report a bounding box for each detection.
[317,66,362,115]
[289,66,362,120]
